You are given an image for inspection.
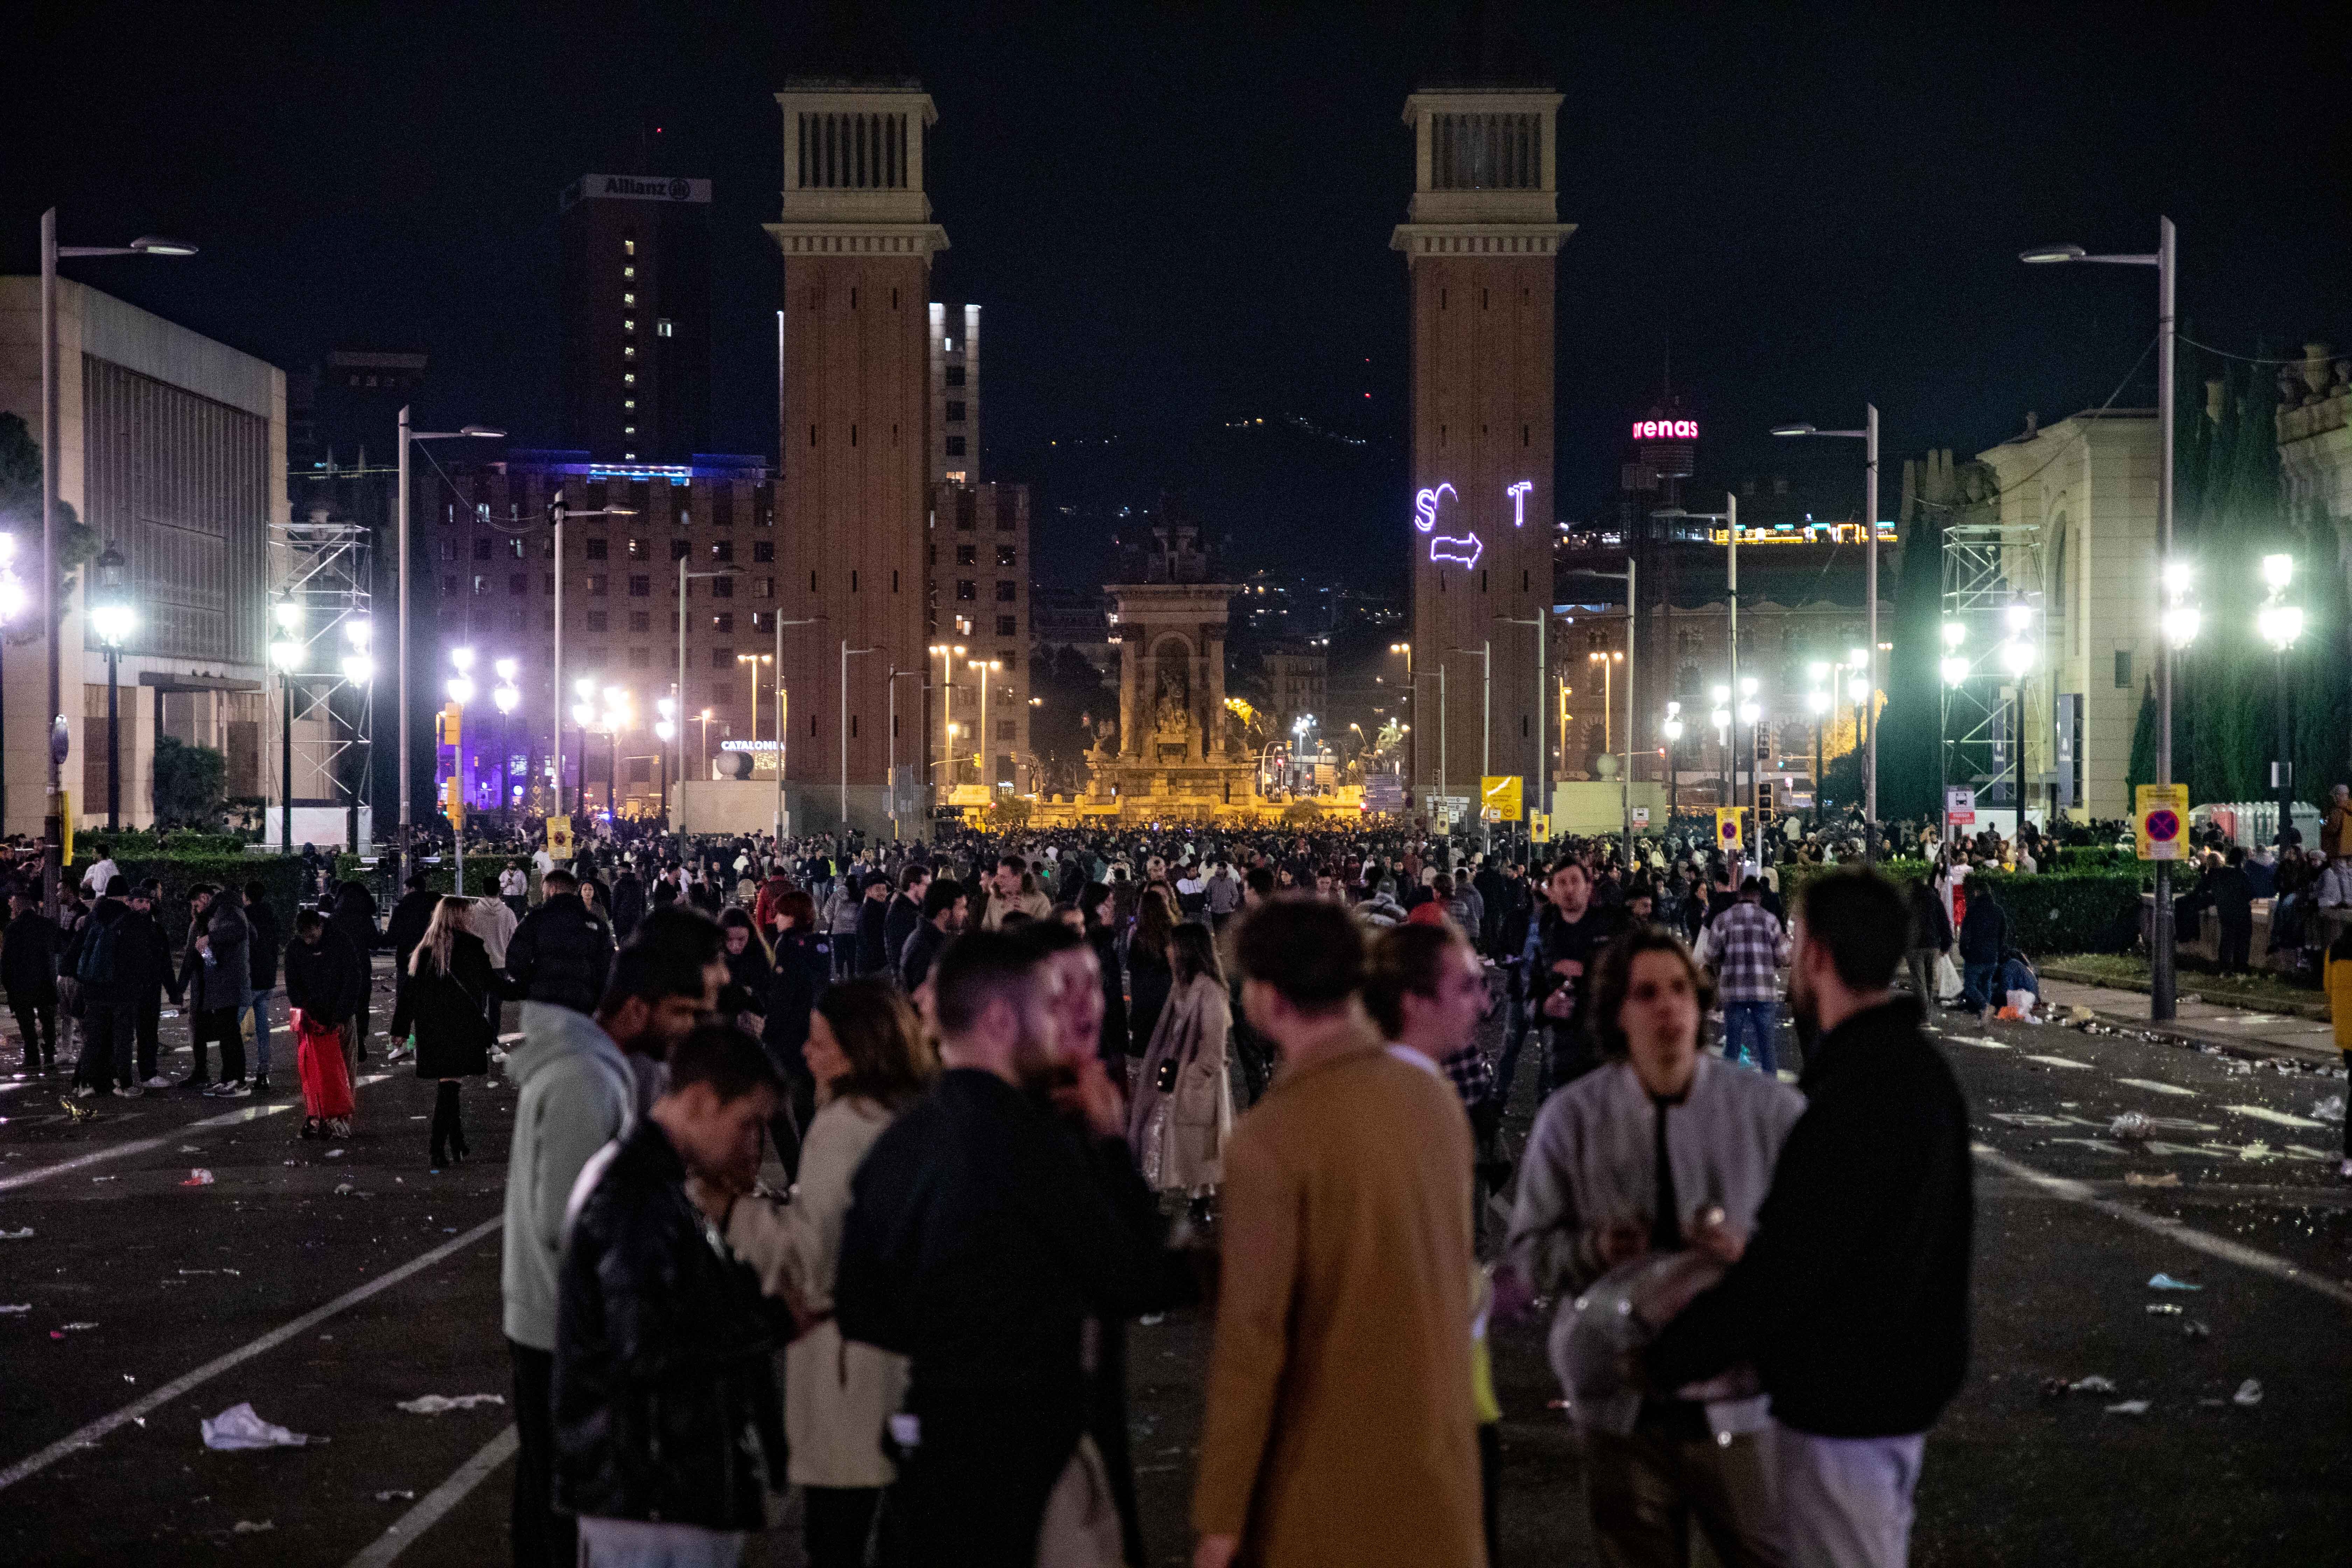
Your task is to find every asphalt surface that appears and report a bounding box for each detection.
[2,958,2347,1566]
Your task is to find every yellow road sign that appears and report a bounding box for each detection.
[2135,783,2189,861]
[1529,811,1551,843]
[1480,775,1524,822]
[547,814,574,858]
[1715,806,1744,854]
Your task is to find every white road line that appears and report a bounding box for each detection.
[0,1216,502,1494]
[2115,1077,2197,1097]
[2024,1054,2094,1070]
[1972,1144,2352,1309]
[0,1074,393,1194]
[2225,1103,2326,1129]
[342,1424,519,1568]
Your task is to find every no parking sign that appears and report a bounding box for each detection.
[2135,784,2188,861]
[1714,807,1743,854]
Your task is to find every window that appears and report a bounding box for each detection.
[712,613,734,633]
[994,581,1016,603]
[472,537,491,561]
[996,507,1016,533]
[996,615,1017,636]
[624,239,635,256]
[588,574,609,597]
[956,545,977,566]
[996,546,1016,567]
[955,507,974,532]
[586,611,608,633]
[945,365,965,387]
[752,612,771,631]
[710,540,734,563]
[946,401,966,422]
[436,540,453,562]
[1429,111,1542,191]
[671,540,690,561]
[626,538,646,560]
[945,436,967,457]
[752,541,773,562]
[620,646,645,668]
[710,682,729,706]
[657,320,673,338]
[624,372,635,385]
[2115,649,2132,689]
[712,648,734,669]
[624,319,636,334]
[628,575,650,597]
[629,611,650,633]
[623,292,636,307]
[509,573,526,596]
[624,345,636,359]
[623,265,635,279]
[507,537,525,559]
[586,538,608,561]
[754,577,774,598]
[710,577,733,598]
[956,580,977,601]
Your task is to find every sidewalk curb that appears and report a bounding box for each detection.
[2077,1006,2341,1069]
[2040,962,2332,1023]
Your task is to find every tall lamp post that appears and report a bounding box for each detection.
[1997,607,2035,840]
[2256,554,2303,844]
[40,215,193,912]
[446,646,477,887]
[842,643,878,830]
[1805,673,1830,830]
[89,542,134,832]
[492,660,521,828]
[964,657,999,803]
[268,600,305,851]
[1388,642,1415,799]
[888,667,924,839]
[1938,625,1969,843]
[2021,216,2177,1015]
[768,614,824,841]
[1709,685,1732,807]
[929,642,967,799]
[1661,702,1684,820]
[0,537,26,820]
[1771,408,1880,857]
[396,412,502,867]
[547,490,635,830]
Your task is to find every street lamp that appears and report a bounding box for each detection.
[1709,682,1732,809]
[736,652,773,749]
[2022,215,2179,1016]
[2257,553,2303,842]
[929,642,968,799]
[1587,650,1624,751]
[1389,641,1415,790]
[40,213,194,911]
[396,413,503,865]
[88,542,136,832]
[547,490,635,829]
[1774,411,1881,856]
[1661,701,1685,818]
[1998,610,2036,837]
[966,657,1001,804]
[570,676,598,820]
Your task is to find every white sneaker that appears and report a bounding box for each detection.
[73,1085,96,1099]
[117,1084,143,1098]
[141,1075,171,1090]
[217,1080,252,1098]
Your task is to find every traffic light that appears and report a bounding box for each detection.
[436,702,462,748]
[1757,778,1777,826]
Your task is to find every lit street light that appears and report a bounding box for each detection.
[396,413,503,866]
[2257,553,2303,841]
[1772,406,1881,855]
[90,542,135,831]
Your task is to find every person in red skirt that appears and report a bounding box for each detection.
[284,908,362,1138]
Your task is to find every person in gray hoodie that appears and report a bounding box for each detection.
[502,926,728,1568]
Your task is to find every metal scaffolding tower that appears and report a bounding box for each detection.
[273,516,376,850]
[1940,519,2045,806]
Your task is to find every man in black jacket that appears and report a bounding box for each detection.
[1531,858,1620,1094]
[895,877,966,994]
[554,1024,788,1563]
[1647,868,1972,1568]
[118,883,176,1088]
[241,880,282,1093]
[882,862,929,980]
[70,881,135,1097]
[837,930,1176,1568]
[2213,846,2257,975]
[855,872,893,975]
[3,885,59,1073]
[505,868,616,1015]
[327,880,380,1069]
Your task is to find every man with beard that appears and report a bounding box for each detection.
[1533,858,1622,1094]
[1646,869,1973,1568]
[835,930,1174,1568]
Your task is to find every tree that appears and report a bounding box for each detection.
[1027,644,1113,797]
[982,795,1032,832]
[152,734,227,828]
[0,411,96,636]
[1281,799,1323,828]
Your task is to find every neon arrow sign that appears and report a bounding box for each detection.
[1429,532,1484,569]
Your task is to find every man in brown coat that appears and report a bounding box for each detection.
[1192,897,1484,1568]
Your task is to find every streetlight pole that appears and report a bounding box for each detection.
[398,410,504,869]
[548,491,635,832]
[887,667,922,840]
[771,615,823,841]
[1448,643,1491,848]
[90,542,134,832]
[41,214,193,911]
[2022,215,2176,1016]
[1770,407,1879,856]
[673,557,740,835]
[929,642,966,801]
[965,657,1000,807]
[269,599,306,852]
[1497,613,1545,853]
[1389,642,1415,804]
[2256,554,2303,845]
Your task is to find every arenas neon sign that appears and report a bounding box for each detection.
[1413,479,1536,570]
[1631,418,1699,440]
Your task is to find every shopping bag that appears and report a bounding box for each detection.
[1934,953,1963,1003]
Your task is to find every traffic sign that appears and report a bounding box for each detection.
[1715,807,1743,853]
[1945,786,1976,826]
[2136,783,2189,861]
[1631,806,1651,828]
[1529,811,1552,843]
[1480,775,1524,822]
[547,814,574,858]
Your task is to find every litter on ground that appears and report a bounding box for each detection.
[201,1402,320,1450]
[231,1520,274,1534]
[2148,1273,2203,1292]
[2124,1172,2182,1188]
[2233,1378,2263,1407]
[180,1169,215,1187]
[395,1393,506,1415]
[2105,1400,2151,1416]
[375,1490,416,1503]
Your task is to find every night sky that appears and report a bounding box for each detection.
[10,1,2347,591]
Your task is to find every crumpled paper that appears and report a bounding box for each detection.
[201,1402,322,1450]
[395,1393,506,1415]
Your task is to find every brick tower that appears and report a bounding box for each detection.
[1393,87,1572,829]
[768,79,946,835]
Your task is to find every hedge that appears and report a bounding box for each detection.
[78,828,252,859]
[1772,861,2144,956]
[332,852,512,897]
[89,854,306,947]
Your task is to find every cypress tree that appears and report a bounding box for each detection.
[2126,674,2158,797]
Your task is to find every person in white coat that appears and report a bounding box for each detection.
[706,976,937,1568]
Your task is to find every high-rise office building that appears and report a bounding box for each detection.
[767,78,947,833]
[930,480,1030,793]
[1393,85,1573,821]
[560,173,713,463]
[928,302,979,484]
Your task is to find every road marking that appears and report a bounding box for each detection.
[341,1423,519,1568]
[2024,1054,2094,1070]
[1973,1144,2352,1309]
[2115,1078,2196,1097]
[1948,1036,2011,1050]
[0,1216,502,1494]
[0,1075,393,1194]
[2225,1103,2326,1130]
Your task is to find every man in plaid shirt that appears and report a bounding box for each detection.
[1699,876,1791,1072]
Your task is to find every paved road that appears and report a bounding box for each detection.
[2,964,2346,1566]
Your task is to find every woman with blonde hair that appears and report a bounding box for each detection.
[1127,920,1233,1213]
[707,977,937,1567]
[406,895,496,1168]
